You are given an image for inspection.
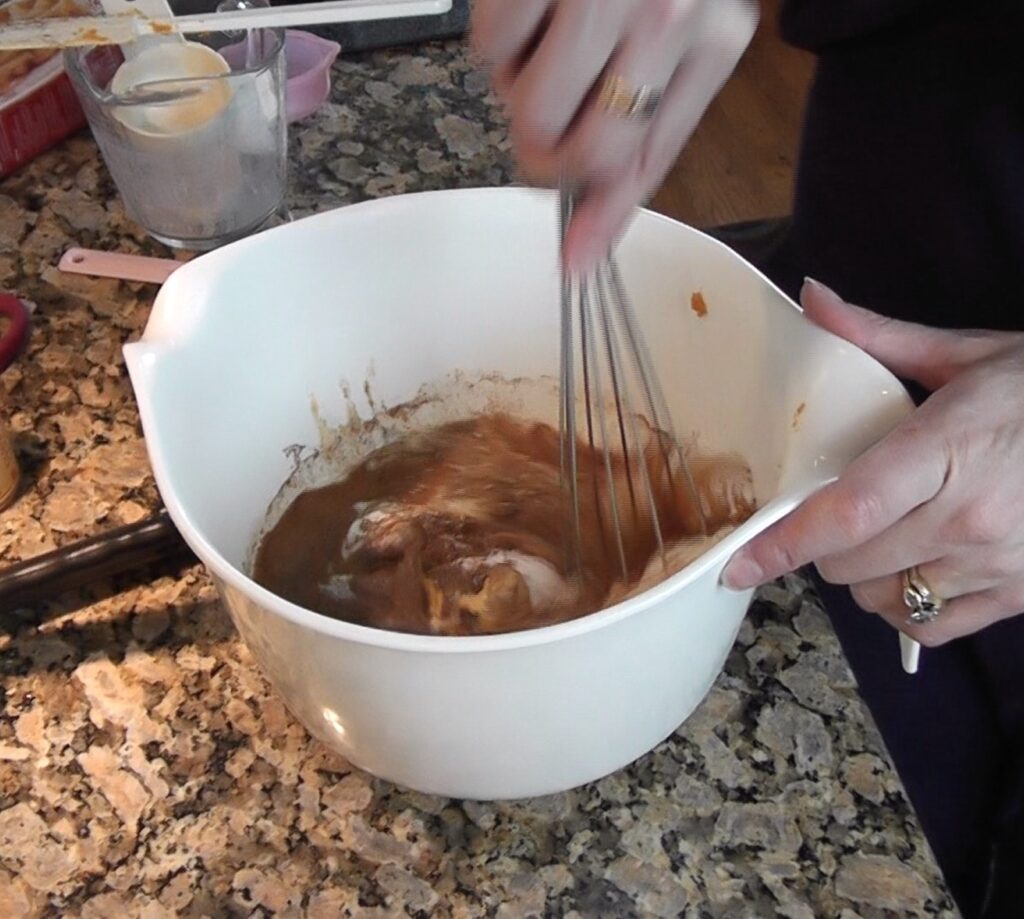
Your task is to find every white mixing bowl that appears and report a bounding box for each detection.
[125,187,912,799]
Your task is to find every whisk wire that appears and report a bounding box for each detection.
[595,261,667,567]
[577,275,615,576]
[608,258,708,536]
[594,263,639,522]
[558,197,582,575]
[559,186,703,588]
[581,272,629,581]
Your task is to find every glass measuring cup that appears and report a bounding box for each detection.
[65,28,286,250]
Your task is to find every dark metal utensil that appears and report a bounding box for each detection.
[0,508,195,613]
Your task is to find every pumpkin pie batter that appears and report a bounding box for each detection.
[253,413,755,635]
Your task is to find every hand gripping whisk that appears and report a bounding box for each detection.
[558,187,707,585]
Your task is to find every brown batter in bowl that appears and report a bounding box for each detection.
[253,413,755,636]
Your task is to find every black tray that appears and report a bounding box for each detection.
[170,0,469,52]
[303,0,469,52]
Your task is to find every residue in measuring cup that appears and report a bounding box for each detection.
[110,40,233,135]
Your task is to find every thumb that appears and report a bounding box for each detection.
[800,278,988,391]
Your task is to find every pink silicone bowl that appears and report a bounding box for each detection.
[221,30,340,123]
[282,30,340,122]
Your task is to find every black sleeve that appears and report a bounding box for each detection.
[778,0,959,50]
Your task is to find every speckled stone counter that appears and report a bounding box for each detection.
[0,40,956,917]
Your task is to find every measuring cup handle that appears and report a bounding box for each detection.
[0,293,30,374]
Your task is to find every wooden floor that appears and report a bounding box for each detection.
[651,0,815,229]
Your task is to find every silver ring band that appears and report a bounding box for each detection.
[597,75,663,121]
[902,566,944,624]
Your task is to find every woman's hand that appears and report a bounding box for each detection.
[723,279,1024,647]
[471,0,758,271]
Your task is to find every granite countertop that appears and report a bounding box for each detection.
[0,40,956,918]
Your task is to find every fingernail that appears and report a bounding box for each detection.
[802,276,836,301]
[722,553,764,590]
[802,276,844,303]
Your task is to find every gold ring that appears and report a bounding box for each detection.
[902,566,944,624]
[597,75,663,121]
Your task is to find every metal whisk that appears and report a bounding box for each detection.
[558,187,707,585]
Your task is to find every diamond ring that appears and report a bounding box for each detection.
[902,566,945,625]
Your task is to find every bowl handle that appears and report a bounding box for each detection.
[727,479,921,676]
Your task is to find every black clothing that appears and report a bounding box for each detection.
[769,3,1024,915]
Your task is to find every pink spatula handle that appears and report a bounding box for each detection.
[59,248,181,284]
